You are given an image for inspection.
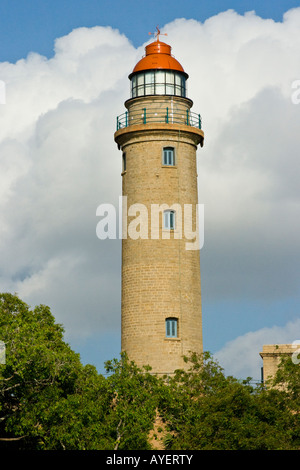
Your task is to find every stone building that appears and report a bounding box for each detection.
[114,32,204,375]
[260,344,297,383]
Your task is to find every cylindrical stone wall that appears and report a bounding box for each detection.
[115,101,204,375]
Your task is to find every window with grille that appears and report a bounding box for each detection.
[163,147,175,166]
[165,318,178,338]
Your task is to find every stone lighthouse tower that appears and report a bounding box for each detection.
[114,31,204,375]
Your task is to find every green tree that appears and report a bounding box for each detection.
[0,292,97,449]
[104,354,162,450]
[160,352,300,450]
[272,354,300,410]
[1,292,299,450]
[0,293,162,450]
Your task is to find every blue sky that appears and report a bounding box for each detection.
[1,0,300,61]
[0,0,300,380]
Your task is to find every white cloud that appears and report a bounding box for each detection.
[0,26,132,340]
[0,11,299,370]
[214,318,300,380]
[163,11,300,301]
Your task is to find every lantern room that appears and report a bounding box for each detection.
[128,39,188,98]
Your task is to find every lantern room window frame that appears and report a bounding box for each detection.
[131,70,187,98]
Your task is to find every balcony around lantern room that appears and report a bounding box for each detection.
[116,95,202,131]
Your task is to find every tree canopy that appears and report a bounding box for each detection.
[160,352,300,450]
[0,292,299,450]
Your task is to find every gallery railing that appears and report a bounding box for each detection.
[116,106,202,130]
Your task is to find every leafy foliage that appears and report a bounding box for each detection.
[1,293,299,450]
[160,352,300,450]
[104,356,162,450]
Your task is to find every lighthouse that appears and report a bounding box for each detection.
[114,29,204,375]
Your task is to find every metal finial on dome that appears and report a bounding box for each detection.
[148,25,167,42]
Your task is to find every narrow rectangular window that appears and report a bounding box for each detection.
[164,210,175,230]
[166,318,178,338]
[122,152,126,172]
[169,211,175,229]
[163,147,175,166]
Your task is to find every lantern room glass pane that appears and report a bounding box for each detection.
[131,75,137,97]
[145,71,155,95]
[175,73,185,96]
[166,71,174,84]
[137,74,144,85]
[136,74,144,96]
[166,71,174,95]
[155,71,165,95]
[145,71,155,83]
[175,73,181,85]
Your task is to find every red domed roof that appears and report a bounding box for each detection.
[129,40,188,78]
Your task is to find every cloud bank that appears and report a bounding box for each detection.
[0,9,299,375]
